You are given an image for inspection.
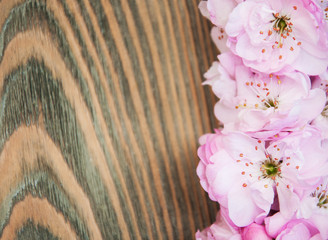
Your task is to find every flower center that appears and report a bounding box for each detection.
[265,163,278,176]
[258,8,301,59]
[260,157,282,179]
[264,98,279,109]
[312,184,328,209]
[318,194,328,208]
[235,76,281,111]
[275,17,287,33]
[268,13,297,52]
[272,14,291,35]
[321,103,328,118]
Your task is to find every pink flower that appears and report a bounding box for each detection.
[266,178,328,239]
[225,0,328,75]
[195,210,242,240]
[198,131,274,225]
[197,127,328,227]
[296,178,328,239]
[204,52,326,139]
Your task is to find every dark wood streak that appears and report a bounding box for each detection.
[0,0,219,239]
[17,221,58,240]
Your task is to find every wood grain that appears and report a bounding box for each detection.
[0,0,219,239]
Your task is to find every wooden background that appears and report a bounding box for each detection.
[0,0,219,239]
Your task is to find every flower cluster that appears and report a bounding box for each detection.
[196,0,328,239]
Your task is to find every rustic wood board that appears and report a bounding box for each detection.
[0,0,219,239]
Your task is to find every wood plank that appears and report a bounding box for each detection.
[0,0,219,239]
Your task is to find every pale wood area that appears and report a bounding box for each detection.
[0,0,219,239]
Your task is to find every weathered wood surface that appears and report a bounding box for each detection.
[0,0,219,239]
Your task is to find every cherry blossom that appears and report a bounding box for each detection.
[197,127,328,227]
[296,178,328,239]
[225,0,328,75]
[204,52,326,139]
[264,179,328,239]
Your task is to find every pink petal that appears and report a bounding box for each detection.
[289,88,326,125]
[222,132,265,162]
[292,49,328,75]
[207,0,237,27]
[211,26,229,54]
[228,184,264,227]
[277,184,300,219]
[242,223,271,240]
[309,214,328,239]
[277,223,311,240]
[225,1,253,37]
[198,1,210,20]
[250,181,274,216]
[265,212,290,238]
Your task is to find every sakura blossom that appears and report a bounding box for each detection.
[296,178,328,239]
[264,179,328,239]
[204,52,326,139]
[197,127,328,227]
[225,0,328,75]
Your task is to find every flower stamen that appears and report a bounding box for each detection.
[260,156,282,179]
[312,184,328,209]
